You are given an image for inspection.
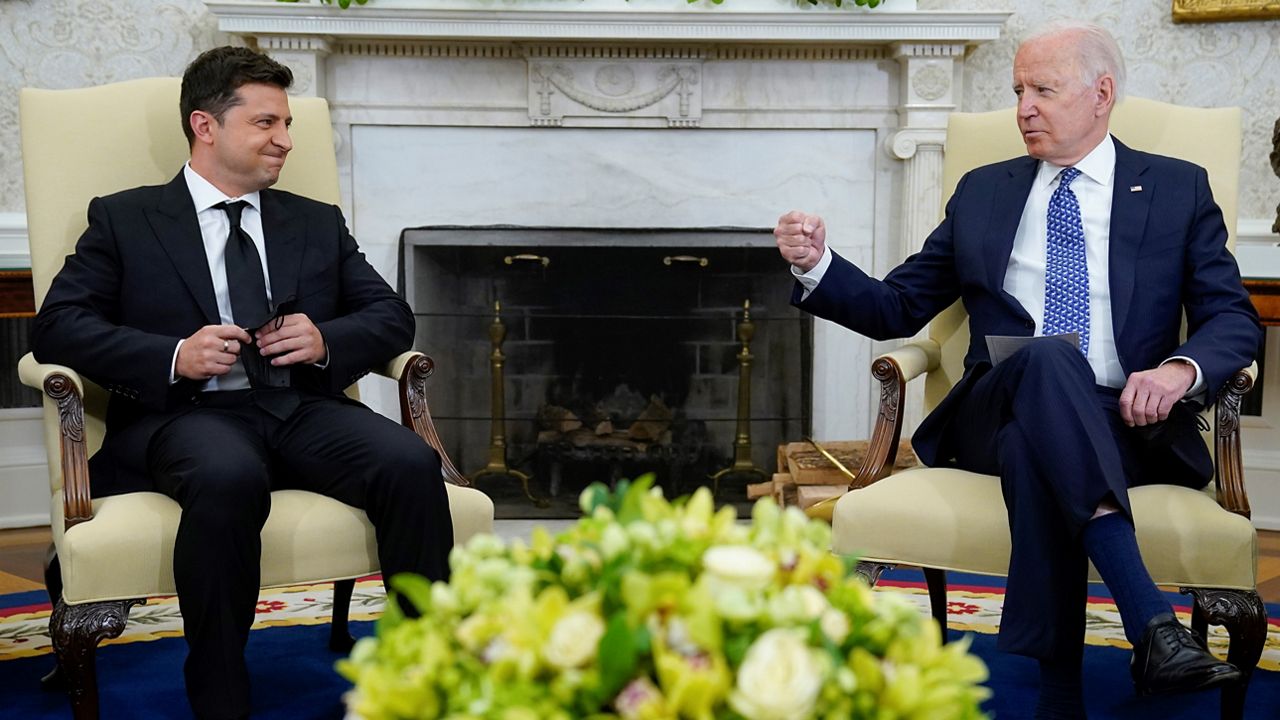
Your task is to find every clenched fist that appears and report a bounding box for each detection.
[774,210,827,273]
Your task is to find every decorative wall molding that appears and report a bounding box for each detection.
[1239,217,1280,245]
[336,39,521,57]
[0,213,30,269]
[0,408,50,530]
[329,40,891,62]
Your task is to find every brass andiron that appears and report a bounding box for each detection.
[470,300,546,507]
[711,299,767,493]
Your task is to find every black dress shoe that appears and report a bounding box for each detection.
[1130,613,1242,696]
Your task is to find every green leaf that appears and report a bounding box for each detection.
[615,474,654,524]
[597,612,640,698]
[580,482,611,514]
[388,572,434,614]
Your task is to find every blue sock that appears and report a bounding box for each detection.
[1035,655,1086,719]
[1082,512,1172,645]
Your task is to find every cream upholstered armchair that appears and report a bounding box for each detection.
[830,98,1264,720]
[18,77,494,719]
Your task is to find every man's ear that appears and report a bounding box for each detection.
[1094,75,1116,118]
[189,110,216,146]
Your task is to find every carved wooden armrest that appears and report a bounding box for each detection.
[379,350,469,486]
[1213,363,1257,518]
[17,353,93,531]
[850,340,942,490]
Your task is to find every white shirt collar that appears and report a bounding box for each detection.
[183,162,261,214]
[1035,134,1116,189]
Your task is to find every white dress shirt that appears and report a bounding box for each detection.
[1005,136,1123,387]
[171,163,273,391]
[793,134,1202,394]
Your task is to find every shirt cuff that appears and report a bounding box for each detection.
[1161,356,1204,399]
[790,245,833,301]
[170,339,184,385]
[313,344,330,370]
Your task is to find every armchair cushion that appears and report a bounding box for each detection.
[832,469,1257,591]
[54,484,493,605]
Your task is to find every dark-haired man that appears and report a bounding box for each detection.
[33,46,453,720]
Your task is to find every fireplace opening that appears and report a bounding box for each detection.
[401,227,813,517]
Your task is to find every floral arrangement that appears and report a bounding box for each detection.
[339,477,989,719]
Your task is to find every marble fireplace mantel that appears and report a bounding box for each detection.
[204,0,1007,44]
[204,0,1010,442]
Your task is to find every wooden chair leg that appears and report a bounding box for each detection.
[329,579,356,653]
[41,545,66,692]
[50,598,143,720]
[1183,588,1267,720]
[1191,595,1209,647]
[923,567,949,642]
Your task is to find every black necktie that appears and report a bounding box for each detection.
[215,201,298,420]
[217,201,271,330]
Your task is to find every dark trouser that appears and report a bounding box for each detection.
[147,391,453,720]
[943,340,1204,661]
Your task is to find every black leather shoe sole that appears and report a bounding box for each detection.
[1135,664,1242,697]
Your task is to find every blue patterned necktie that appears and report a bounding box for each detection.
[1042,167,1089,356]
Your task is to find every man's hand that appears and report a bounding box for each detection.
[774,210,827,273]
[1119,361,1197,427]
[176,325,252,380]
[255,313,327,366]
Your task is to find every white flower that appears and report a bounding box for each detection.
[615,676,667,720]
[543,610,605,669]
[712,585,763,622]
[601,523,630,559]
[703,545,775,591]
[627,521,660,551]
[729,628,825,720]
[820,608,851,644]
[768,585,830,624]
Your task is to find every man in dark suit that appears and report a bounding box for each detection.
[32,47,453,720]
[775,21,1261,718]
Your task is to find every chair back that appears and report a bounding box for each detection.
[925,97,1243,414]
[20,78,342,491]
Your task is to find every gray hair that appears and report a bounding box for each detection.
[1022,20,1126,102]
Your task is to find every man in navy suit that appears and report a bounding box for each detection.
[776,21,1260,717]
[33,47,453,720]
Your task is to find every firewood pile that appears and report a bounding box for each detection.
[536,396,674,453]
[750,440,918,510]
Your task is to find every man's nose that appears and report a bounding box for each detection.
[1017,94,1036,118]
[275,127,293,152]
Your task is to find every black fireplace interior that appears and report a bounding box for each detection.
[402,227,812,517]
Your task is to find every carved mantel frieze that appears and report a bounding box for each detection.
[528,55,702,127]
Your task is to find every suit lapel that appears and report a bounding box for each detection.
[260,190,303,309]
[984,157,1038,297]
[146,173,221,325]
[1108,138,1152,341]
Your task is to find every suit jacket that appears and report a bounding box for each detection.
[796,137,1262,477]
[32,171,415,496]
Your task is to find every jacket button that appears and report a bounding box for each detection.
[1024,320,1034,329]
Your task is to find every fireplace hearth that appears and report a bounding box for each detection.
[401,227,811,516]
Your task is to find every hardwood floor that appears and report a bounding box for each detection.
[0,527,51,594]
[3,525,1280,603]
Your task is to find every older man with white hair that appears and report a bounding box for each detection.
[775,20,1260,717]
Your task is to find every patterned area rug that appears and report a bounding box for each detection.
[4,576,1278,669]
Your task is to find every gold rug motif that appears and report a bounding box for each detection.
[2,580,1277,671]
